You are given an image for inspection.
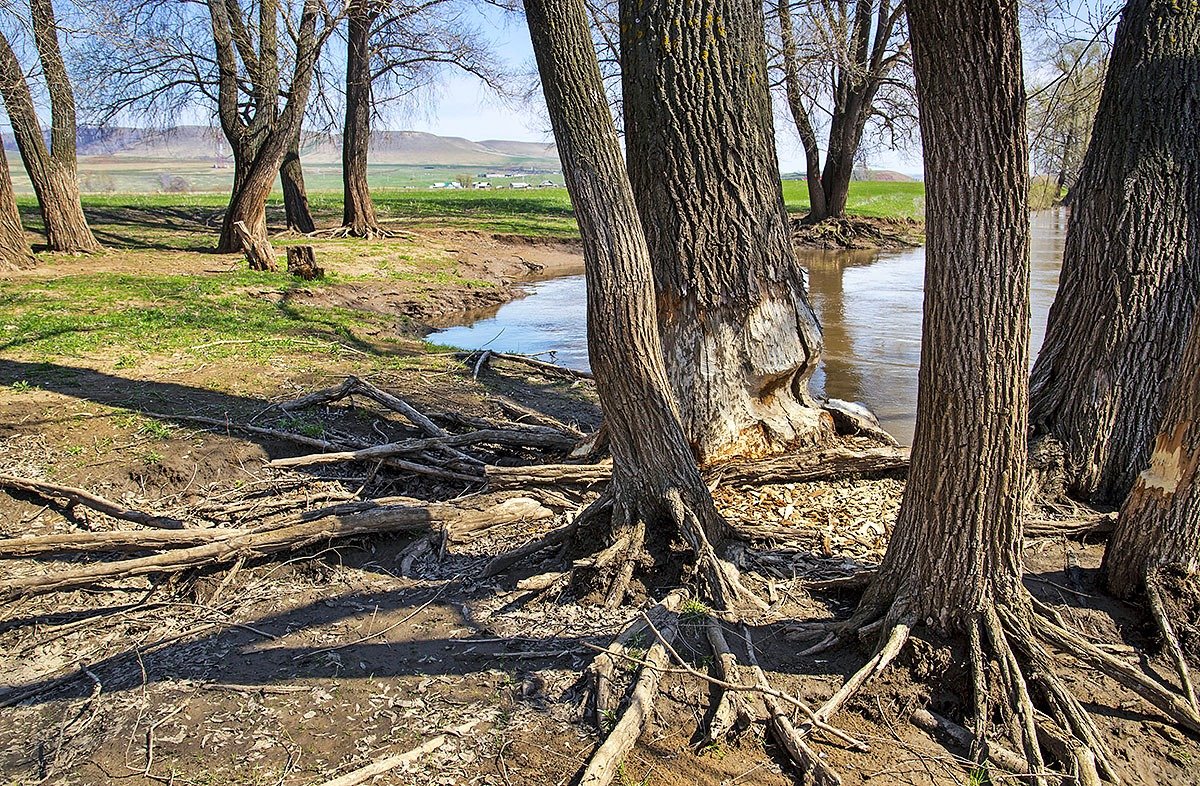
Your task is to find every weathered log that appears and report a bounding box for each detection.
[314,719,481,786]
[1025,513,1116,539]
[0,474,185,529]
[0,528,241,558]
[0,495,554,602]
[485,445,910,490]
[285,244,323,280]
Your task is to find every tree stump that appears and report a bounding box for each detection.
[286,245,323,280]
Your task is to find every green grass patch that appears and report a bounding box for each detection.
[0,269,413,365]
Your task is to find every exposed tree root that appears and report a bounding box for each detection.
[700,618,752,745]
[1147,569,1199,713]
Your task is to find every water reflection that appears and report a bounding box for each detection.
[427,209,1069,446]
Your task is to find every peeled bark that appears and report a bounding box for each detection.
[1105,316,1200,600]
[525,0,743,607]
[1028,0,1200,507]
[0,0,99,253]
[857,0,1029,631]
[0,146,33,269]
[281,127,316,233]
[341,0,382,238]
[620,0,832,463]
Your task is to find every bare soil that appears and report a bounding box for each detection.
[1,233,1197,786]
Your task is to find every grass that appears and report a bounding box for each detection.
[0,268,415,367]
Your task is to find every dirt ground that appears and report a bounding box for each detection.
[1,228,1198,786]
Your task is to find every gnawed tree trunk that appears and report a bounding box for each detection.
[855,0,1030,635]
[620,0,832,463]
[281,127,316,233]
[0,0,100,253]
[524,0,751,610]
[1105,315,1200,601]
[210,0,322,267]
[341,0,383,238]
[1028,0,1200,508]
[0,146,33,269]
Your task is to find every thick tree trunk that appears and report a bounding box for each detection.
[0,146,33,270]
[281,127,315,233]
[341,0,382,238]
[219,156,278,269]
[525,0,749,607]
[620,0,831,463]
[1105,316,1200,600]
[857,0,1029,631]
[1028,0,1200,508]
[0,4,99,254]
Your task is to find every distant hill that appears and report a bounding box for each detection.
[782,168,919,182]
[3,126,562,169]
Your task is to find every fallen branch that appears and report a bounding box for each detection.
[0,528,242,558]
[267,429,576,470]
[577,603,680,786]
[0,496,553,602]
[1024,513,1116,539]
[485,445,910,491]
[314,718,482,786]
[463,350,594,380]
[0,475,185,529]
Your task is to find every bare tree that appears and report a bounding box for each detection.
[0,145,33,269]
[0,0,100,252]
[1027,40,1107,203]
[1028,0,1200,508]
[620,0,832,461]
[340,0,502,237]
[208,0,328,268]
[772,0,913,221]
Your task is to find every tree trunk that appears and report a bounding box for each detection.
[1104,316,1200,600]
[0,4,99,254]
[281,127,316,233]
[220,156,278,269]
[776,0,829,223]
[1028,0,1200,508]
[0,146,33,270]
[341,0,382,238]
[524,0,747,608]
[620,0,831,464]
[857,0,1029,632]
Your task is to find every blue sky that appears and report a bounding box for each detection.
[394,4,924,176]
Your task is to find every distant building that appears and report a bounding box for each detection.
[473,182,491,189]
[510,182,531,189]
[538,180,557,188]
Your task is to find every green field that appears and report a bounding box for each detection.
[10,173,925,242]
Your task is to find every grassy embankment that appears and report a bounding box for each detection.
[0,180,925,394]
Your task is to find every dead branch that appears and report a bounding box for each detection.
[463,350,594,380]
[267,428,577,469]
[1024,513,1116,539]
[488,394,587,438]
[0,496,553,602]
[0,528,242,558]
[485,445,910,491]
[0,474,185,529]
[315,718,483,786]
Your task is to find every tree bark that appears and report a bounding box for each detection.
[1028,0,1200,508]
[0,146,33,270]
[620,0,832,463]
[525,0,742,606]
[1105,316,1200,600]
[281,126,316,233]
[857,0,1029,632]
[0,0,100,253]
[341,0,383,238]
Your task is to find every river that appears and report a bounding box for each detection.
[428,210,1068,445]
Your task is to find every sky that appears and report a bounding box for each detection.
[394,5,925,177]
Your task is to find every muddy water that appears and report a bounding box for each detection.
[428,210,1068,445]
